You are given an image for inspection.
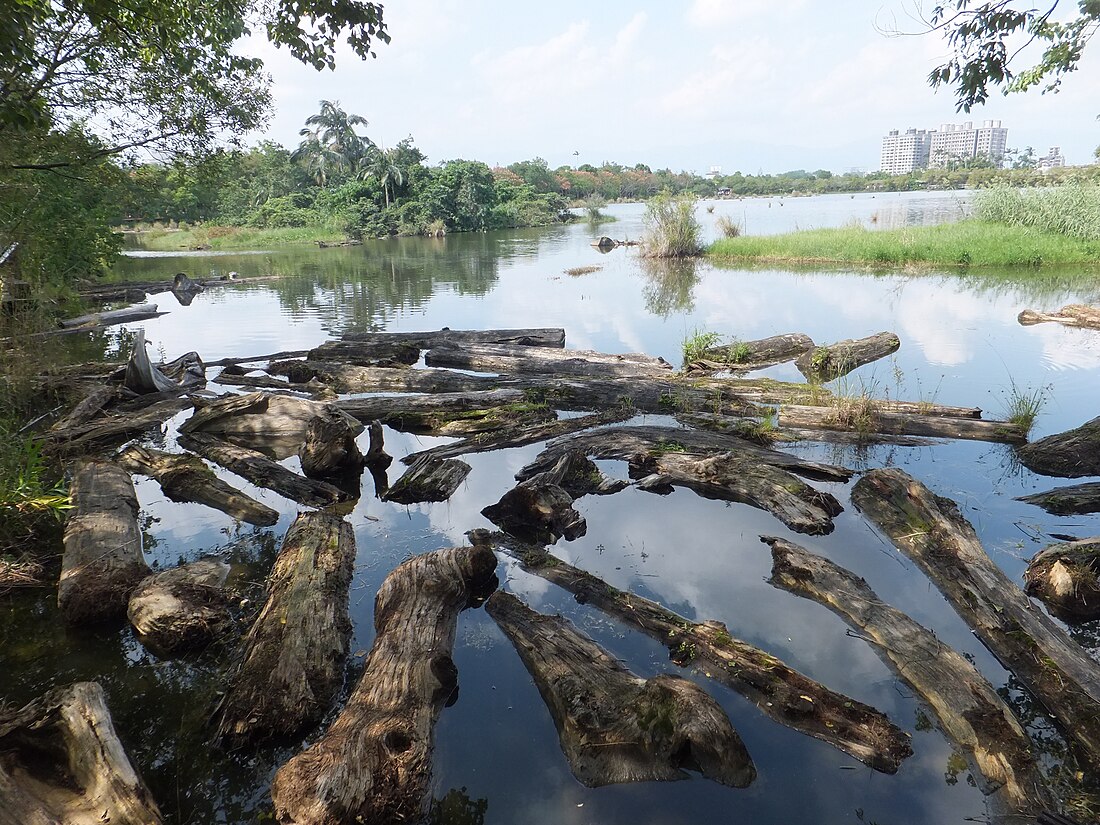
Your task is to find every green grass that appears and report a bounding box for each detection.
[976,181,1100,241]
[137,224,347,251]
[643,194,702,258]
[1001,381,1050,436]
[707,220,1100,269]
[682,329,721,363]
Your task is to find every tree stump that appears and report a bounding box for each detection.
[1024,538,1100,621]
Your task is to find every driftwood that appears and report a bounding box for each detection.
[1018,304,1100,330]
[852,468,1100,765]
[118,444,279,526]
[383,455,471,504]
[482,481,586,545]
[472,531,912,773]
[177,432,345,508]
[1017,481,1100,515]
[486,591,756,788]
[76,273,286,303]
[1024,538,1100,621]
[0,682,163,825]
[50,386,117,432]
[425,343,674,379]
[181,392,362,444]
[59,459,149,625]
[307,340,421,367]
[778,403,1026,444]
[217,512,356,747]
[337,388,555,435]
[1017,415,1100,478]
[692,332,815,372]
[764,536,1049,818]
[123,329,205,395]
[795,332,901,381]
[205,349,312,368]
[59,302,164,329]
[678,412,940,448]
[339,327,566,348]
[271,545,499,825]
[46,397,193,456]
[298,406,365,480]
[522,449,627,498]
[127,559,232,656]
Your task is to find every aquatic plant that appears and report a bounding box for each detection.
[716,215,742,238]
[976,181,1100,242]
[1001,381,1050,436]
[682,328,721,363]
[643,194,702,258]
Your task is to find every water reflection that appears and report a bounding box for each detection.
[637,257,701,317]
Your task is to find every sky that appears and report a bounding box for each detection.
[245,0,1100,174]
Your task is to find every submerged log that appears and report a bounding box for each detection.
[1017,415,1100,478]
[217,512,355,748]
[795,332,901,381]
[852,468,1100,765]
[472,530,912,774]
[1024,538,1100,621]
[1018,304,1100,330]
[383,455,471,504]
[127,559,232,656]
[778,403,1026,444]
[0,682,163,825]
[765,536,1049,818]
[693,332,815,372]
[339,326,566,348]
[118,444,279,526]
[59,302,164,329]
[271,545,499,825]
[177,432,345,508]
[298,406,365,480]
[1017,481,1100,515]
[425,342,674,378]
[486,591,755,788]
[59,460,149,625]
[307,340,420,367]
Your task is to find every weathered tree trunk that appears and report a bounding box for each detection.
[50,386,118,432]
[298,406,365,480]
[307,340,421,366]
[181,392,362,444]
[59,302,164,329]
[118,444,279,526]
[127,559,232,656]
[425,343,674,378]
[217,512,356,748]
[1024,538,1100,621]
[522,449,628,498]
[486,591,756,788]
[59,460,149,625]
[852,468,1100,765]
[1016,415,1100,478]
[795,332,901,381]
[336,388,556,435]
[266,361,497,394]
[678,412,940,447]
[482,481,586,545]
[0,682,163,825]
[764,536,1050,818]
[338,327,566,347]
[471,530,912,774]
[46,398,193,456]
[691,332,815,372]
[364,420,392,470]
[1017,481,1100,515]
[1018,304,1100,330]
[177,432,345,508]
[778,403,1027,444]
[271,545,499,825]
[383,455,471,504]
[205,349,312,368]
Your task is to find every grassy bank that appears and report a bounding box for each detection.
[706,220,1100,269]
[136,224,347,251]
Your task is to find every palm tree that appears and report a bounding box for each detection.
[292,100,374,183]
[361,145,405,208]
[290,131,346,188]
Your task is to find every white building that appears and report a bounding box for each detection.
[929,120,1008,167]
[880,128,933,175]
[1039,146,1066,172]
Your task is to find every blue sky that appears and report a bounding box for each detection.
[247,0,1100,173]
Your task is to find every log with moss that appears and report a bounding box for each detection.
[307,340,421,366]
[1024,538,1100,621]
[486,591,756,788]
[1016,415,1100,478]
[271,545,499,825]
[337,388,556,435]
[127,558,232,657]
[1017,481,1100,515]
[690,332,815,373]
[795,332,901,382]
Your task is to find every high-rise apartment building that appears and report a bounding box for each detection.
[1039,147,1066,171]
[880,128,933,175]
[880,120,1008,173]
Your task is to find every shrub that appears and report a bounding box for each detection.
[716,215,742,238]
[643,194,701,258]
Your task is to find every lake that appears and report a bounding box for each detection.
[5,190,1100,824]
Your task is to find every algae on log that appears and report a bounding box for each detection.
[127,559,232,657]
[383,455,471,504]
[59,460,150,625]
[1017,482,1100,516]
[852,468,1100,766]
[217,512,356,748]
[336,388,556,436]
[486,591,756,788]
[690,332,815,373]
[118,444,279,526]
[1016,415,1100,478]
[1018,304,1100,330]
[307,340,420,366]
[0,682,163,825]
[471,530,912,774]
[795,332,901,382]
[778,403,1026,444]
[1024,538,1100,621]
[764,536,1049,819]
[271,545,499,825]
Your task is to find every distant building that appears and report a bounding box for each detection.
[880,120,1009,173]
[1039,146,1066,172]
[881,128,932,175]
[705,165,722,180]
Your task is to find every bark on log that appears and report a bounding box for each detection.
[265,361,496,394]
[298,406,365,480]
[336,389,555,435]
[778,403,1026,444]
[522,449,628,498]
[482,481,586,545]
[470,531,911,773]
[0,682,163,825]
[180,392,363,444]
[205,349,312,368]
[1017,482,1100,515]
[1018,304,1100,330]
[383,455,471,504]
[59,459,149,625]
[50,386,117,432]
[485,591,756,788]
[127,559,232,656]
[45,398,192,456]
[118,444,279,526]
[693,332,815,372]
[795,332,901,381]
[59,302,164,329]
[339,327,566,348]
[764,536,1049,818]
[1016,415,1100,478]
[425,343,674,379]
[271,545,499,825]
[177,432,345,508]
[1024,538,1100,621]
[852,468,1100,765]
[307,340,421,367]
[217,512,356,748]
[677,412,940,447]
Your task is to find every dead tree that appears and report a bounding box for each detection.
[689,332,815,373]
[1017,482,1100,515]
[795,332,901,381]
[778,404,1026,444]
[383,455,471,504]
[1018,304,1100,330]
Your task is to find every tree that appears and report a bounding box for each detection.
[361,146,405,208]
[301,100,374,174]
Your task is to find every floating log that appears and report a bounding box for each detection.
[307,340,421,367]
[271,545,499,825]
[46,397,193,456]
[0,682,163,825]
[1018,304,1100,330]
[127,558,232,657]
[177,432,345,508]
[217,512,355,748]
[1024,538,1100,621]
[795,332,901,382]
[205,349,312,368]
[118,444,279,526]
[383,455,471,504]
[486,591,756,788]
[76,273,287,303]
[298,406,365,480]
[694,332,815,371]
[472,530,912,773]
[59,302,165,329]
[764,536,1049,818]
[852,468,1100,765]
[1017,481,1100,515]
[425,343,674,378]
[59,459,149,625]
[778,403,1026,444]
[1017,415,1100,478]
[340,327,566,348]
[181,392,362,443]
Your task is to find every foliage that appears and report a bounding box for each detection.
[583,193,608,222]
[1000,380,1050,434]
[682,329,722,363]
[975,181,1100,241]
[716,215,743,238]
[643,194,702,258]
[0,419,69,552]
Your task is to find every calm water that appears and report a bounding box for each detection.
[5,191,1100,825]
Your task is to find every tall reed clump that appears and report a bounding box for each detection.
[583,193,609,222]
[715,215,742,238]
[642,194,702,258]
[976,181,1100,241]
